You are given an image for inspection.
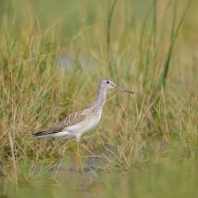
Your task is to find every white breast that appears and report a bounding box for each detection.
[65,109,102,137]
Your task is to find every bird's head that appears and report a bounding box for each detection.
[99,78,134,93]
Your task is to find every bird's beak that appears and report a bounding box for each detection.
[114,86,134,94]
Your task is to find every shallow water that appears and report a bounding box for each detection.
[0,145,122,197]
[0,138,195,198]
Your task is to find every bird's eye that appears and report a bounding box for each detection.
[107,81,109,84]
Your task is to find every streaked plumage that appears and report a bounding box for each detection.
[33,78,134,174]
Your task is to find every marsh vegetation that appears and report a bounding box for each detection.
[0,0,198,197]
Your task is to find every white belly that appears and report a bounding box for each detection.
[66,112,102,134]
[54,110,102,141]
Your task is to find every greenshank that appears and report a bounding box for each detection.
[33,78,134,174]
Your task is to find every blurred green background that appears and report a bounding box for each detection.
[1,0,198,197]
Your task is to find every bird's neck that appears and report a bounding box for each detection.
[95,87,107,107]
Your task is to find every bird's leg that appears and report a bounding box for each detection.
[76,148,79,173]
[77,141,84,175]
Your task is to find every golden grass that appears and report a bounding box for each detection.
[0,0,198,188]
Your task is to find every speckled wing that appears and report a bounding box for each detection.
[33,111,85,137]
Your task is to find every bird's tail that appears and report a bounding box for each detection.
[33,131,49,138]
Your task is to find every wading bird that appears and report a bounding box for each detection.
[33,78,134,174]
